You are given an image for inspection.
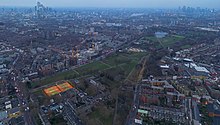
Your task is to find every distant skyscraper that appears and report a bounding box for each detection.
[35,1,47,19]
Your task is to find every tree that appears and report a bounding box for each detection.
[26,81,32,89]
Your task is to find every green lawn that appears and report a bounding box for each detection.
[120,52,147,61]
[103,52,146,78]
[144,36,158,42]
[181,44,191,49]
[160,35,185,47]
[172,35,185,39]
[120,60,139,76]
[144,35,185,48]
[103,54,130,66]
[33,70,79,87]
[89,107,113,125]
[75,61,110,75]
[33,52,146,88]
[34,61,110,87]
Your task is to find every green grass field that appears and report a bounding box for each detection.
[33,70,79,87]
[103,52,147,76]
[181,44,191,49]
[144,36,158,42]
[160,35,185,47]
[33,52,147,88]
[103,54,130,66]
[119,60,138,75]
[120,52,146,61]
[88,106,113,125]
[145,35,185,48]
[33,61,110,87]
[75,61,110,75]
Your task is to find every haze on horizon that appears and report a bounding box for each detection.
[0,0,220,9]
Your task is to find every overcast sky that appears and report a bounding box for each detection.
[1,0,220,9]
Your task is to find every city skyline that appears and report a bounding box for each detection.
[0,0,220,9]
[1,0,220,125]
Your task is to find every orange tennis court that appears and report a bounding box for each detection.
[57,82,74,92]
[44,86,61,96]
[44,82,74,96]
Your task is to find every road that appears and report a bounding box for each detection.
[125,84,141,125]
[186,98,193,125]
[10,68,35,125]
[63,101,83,125]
